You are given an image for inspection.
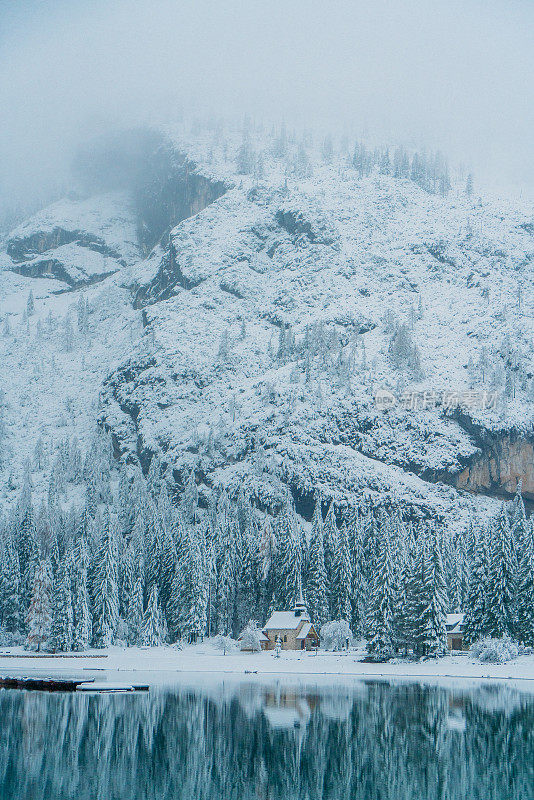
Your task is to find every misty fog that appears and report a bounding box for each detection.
[1,0,533,216]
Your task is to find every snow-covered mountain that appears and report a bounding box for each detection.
[1,124,533,533]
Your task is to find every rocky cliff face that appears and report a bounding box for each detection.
[455,433,534,501]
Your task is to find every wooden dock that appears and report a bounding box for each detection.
[0,653,108,659]
[0,675,149,693]
[0,676,95,692]
[76,683,149,693]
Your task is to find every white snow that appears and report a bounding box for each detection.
[264,610,311,629]
[1,122,533,526]
[1,643,534,689]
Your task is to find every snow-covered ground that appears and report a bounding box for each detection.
[2,643,534,687]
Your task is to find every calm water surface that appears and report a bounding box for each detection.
[1,679,533,800]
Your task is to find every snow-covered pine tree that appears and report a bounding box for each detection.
[141,584,165,646]
[173,524,207,643]
[274,497,302,609]
[306,498,329,630]
[463,530,489,646]
[417,528,448,657]
[466,173,474,196]
[215,509,238,636]
[347,514,368,635]
[146,452,164,499]
[323,501,339,617]
[236,524,260,634]
[16,479,39,621]
[26,290,35,316]
[26,559,52,651]
[144,508,162,595]
[127,570,144,645]
[72,535,91,651]
[510,483,528,613]
[258,517,277,623]
[0,539,21,633]
[91,509,119,647]
[50,562,73,652]
[516,521,534,646]
[392,530,417,655]
[117,538,133,620]
[366,522,396,659]
[485,506,516,638]
[158,520,180,627]
[331,523,352,623]
[180,470,199,523]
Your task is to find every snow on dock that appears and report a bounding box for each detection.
[0,676,95,691]
[0,675,148,692]
[0,653,108,659]
[76,683,149,693]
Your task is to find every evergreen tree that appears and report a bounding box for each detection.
[141,584,165,646]
[347,516,368,635]
[516,522,534,646]
[72,536,91,651]
[392,539,414,655]
[16,481,39,620]
[215,511,237,635]
[181,470,199,522]
[466,173,474,196]
[158,520,180,626]
[92,510,119,647]
[0,540,21,633]
[417,529,448,657]
[331,523,352,623]
[323,501,338,616]
[127,570,144,645]
[463,531,489,646]
[366,524,396,658]
[26,560,52,651]
[274,498,302,608]
[50,563,73,652]
[306,499,329,629]
[26,290,35,316]
[236,525,260,633]
[173,524,207,642]
[485,506,516,638]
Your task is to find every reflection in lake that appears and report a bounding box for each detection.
[1,679,533,799]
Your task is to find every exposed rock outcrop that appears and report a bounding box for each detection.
[455,433,534,501]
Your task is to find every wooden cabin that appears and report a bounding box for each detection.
[446,613,466,651]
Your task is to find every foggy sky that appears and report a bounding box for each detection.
[1,0,533,212]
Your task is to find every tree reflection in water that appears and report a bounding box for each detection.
[0,680,533,800]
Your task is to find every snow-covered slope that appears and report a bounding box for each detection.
[1,125,533,530]
[2,192,140,286]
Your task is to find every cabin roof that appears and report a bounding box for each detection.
[264,610,311,630]
[296,622,315,639]
[445,613,465,633]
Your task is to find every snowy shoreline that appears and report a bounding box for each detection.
[2,644,534,690]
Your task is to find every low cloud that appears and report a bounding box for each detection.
[1,0,533,213]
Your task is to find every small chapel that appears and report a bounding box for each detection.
[262,597,319,651]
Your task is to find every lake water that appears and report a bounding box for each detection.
[1,678,533,799]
